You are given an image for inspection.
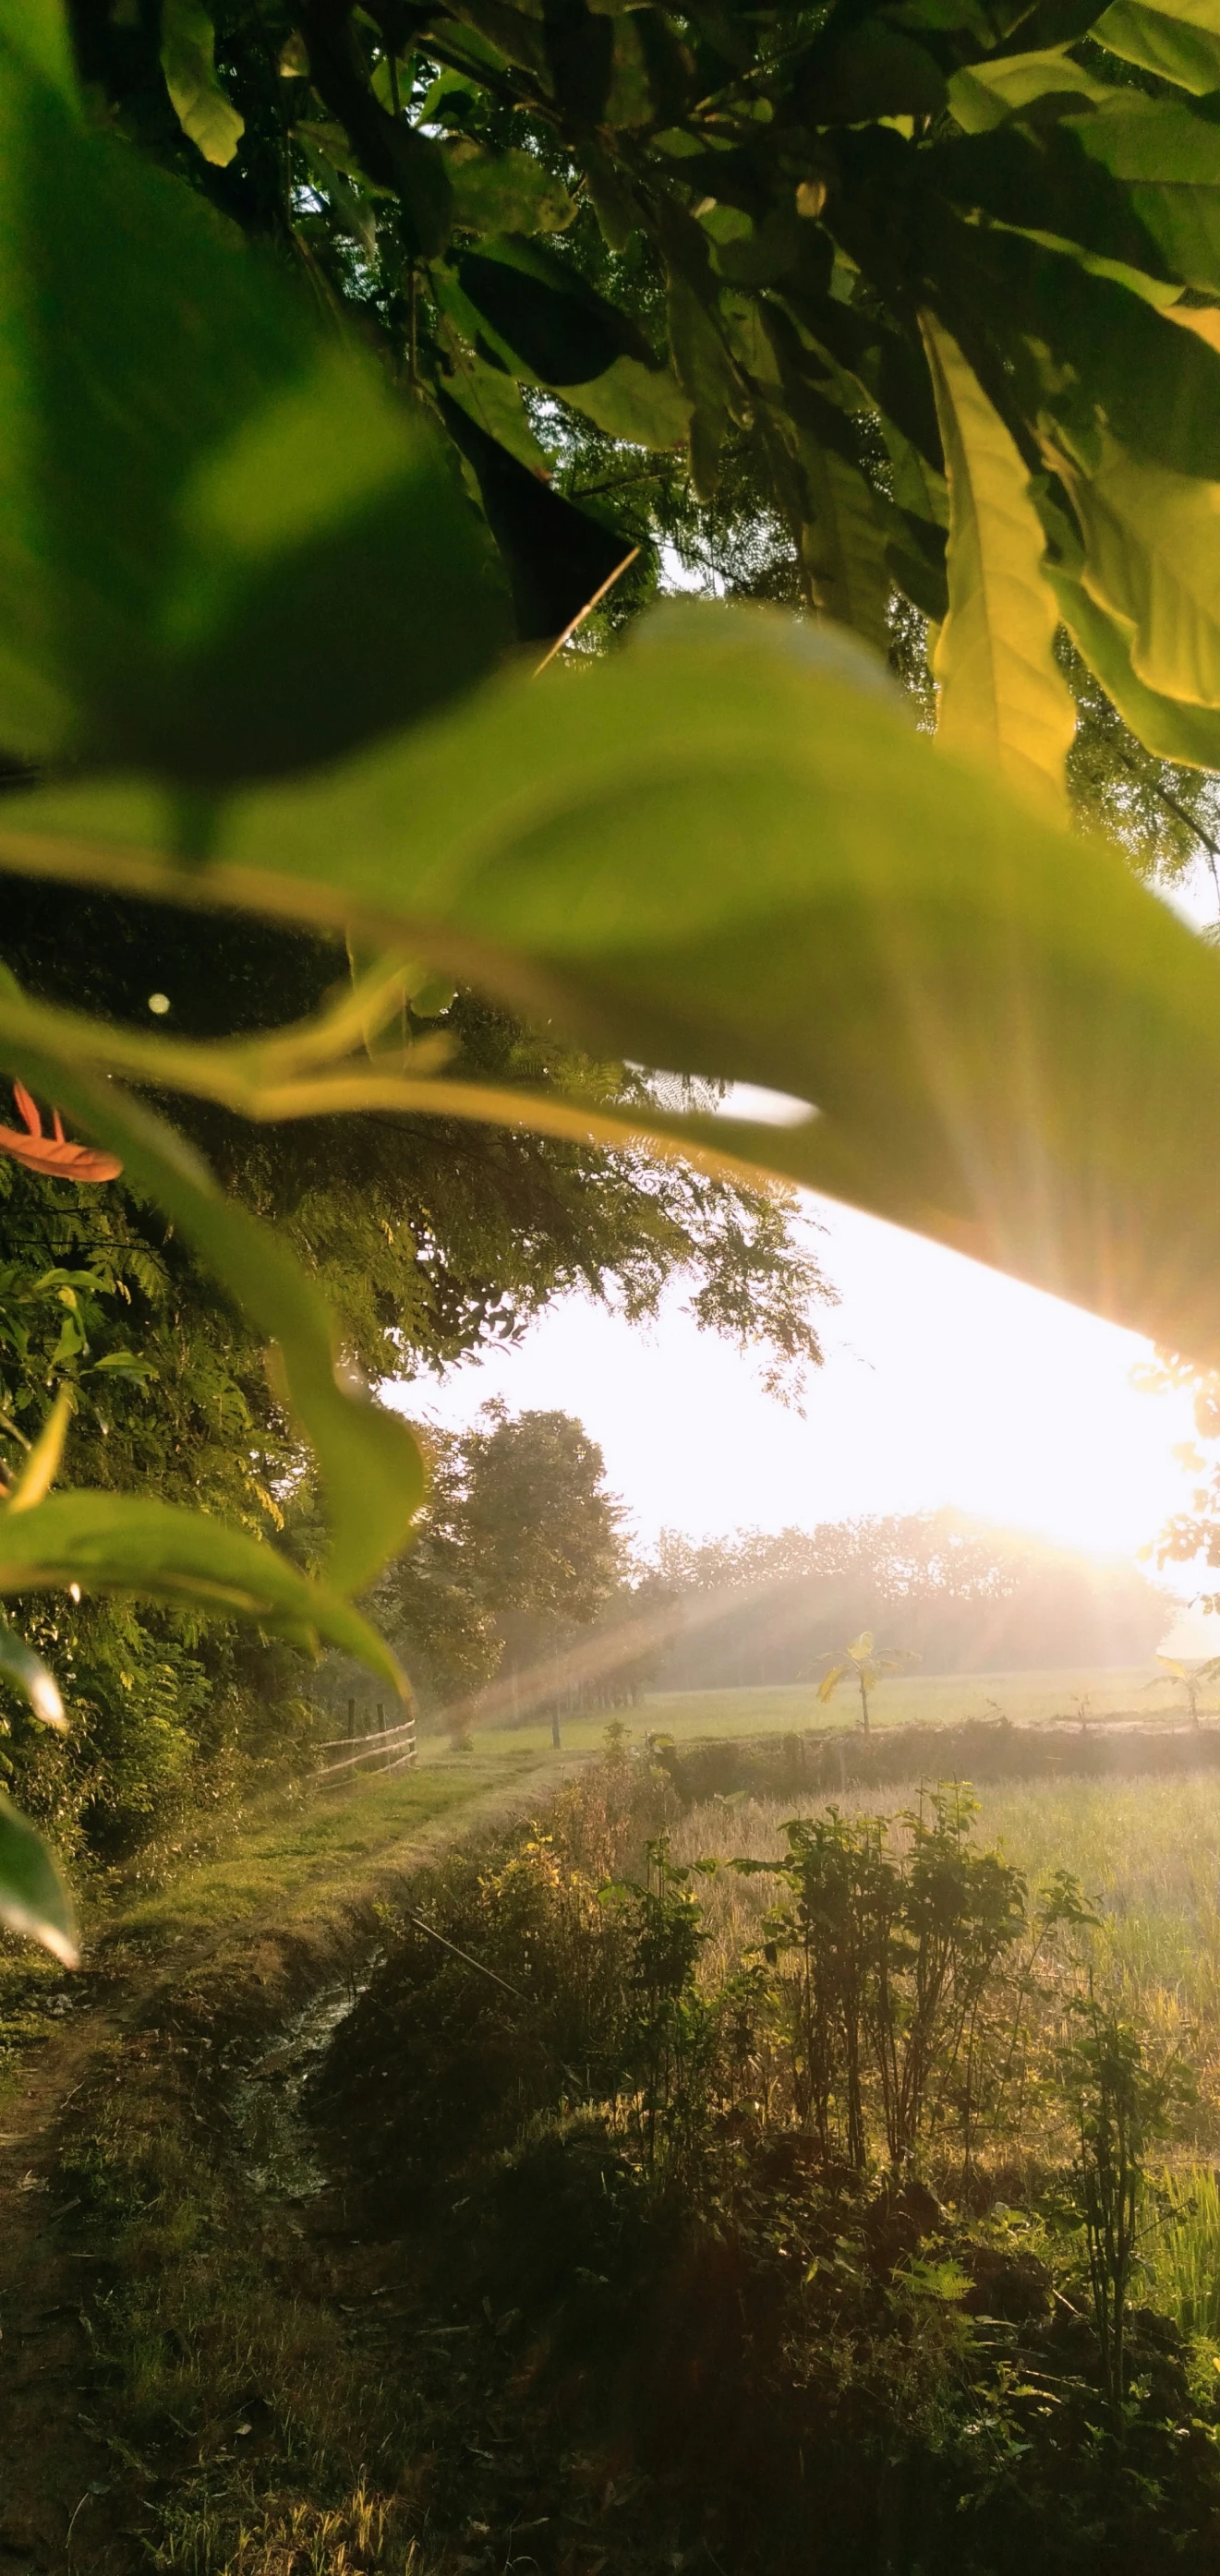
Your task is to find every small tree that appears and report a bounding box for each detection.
[816,1631,914,1736]
[1058,2003,1193,2434]
[1151,1654,1220,1728]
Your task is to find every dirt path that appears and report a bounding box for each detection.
[0,1752,579,2576]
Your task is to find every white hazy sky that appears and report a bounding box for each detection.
[386,865,1220,1653]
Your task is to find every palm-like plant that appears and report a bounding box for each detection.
[816,1632,915,1737]
[1152,1655,1220,1728]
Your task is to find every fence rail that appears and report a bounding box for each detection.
[316,1697,417,1780]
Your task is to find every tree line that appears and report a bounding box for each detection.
[324,1417,1172,1730]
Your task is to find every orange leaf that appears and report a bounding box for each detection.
[0,1089,122,1183]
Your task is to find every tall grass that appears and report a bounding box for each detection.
[1145,2167,1220,2340]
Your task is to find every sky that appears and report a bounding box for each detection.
[386,863,1220,1653]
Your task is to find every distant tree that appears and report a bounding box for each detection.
[353,1405,628,1742]
[461,1403,626,1745]
[650,1510,1172,1690]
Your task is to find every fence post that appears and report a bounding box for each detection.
[347,1696,356,1745]
[376,1701,386,1769]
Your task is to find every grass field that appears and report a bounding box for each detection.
[672,1765,1220,2148]
[644,1663,1217,1736]
[448,1661,1217,1759]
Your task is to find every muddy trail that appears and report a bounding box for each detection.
[0,1757,576,2576]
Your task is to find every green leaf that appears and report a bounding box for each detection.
[442,138,574,234]
[8,1384,72,1511]
[947,47,1116,130]
[444,237,690,446]
[0,1791,77,1967]
[0,1613,66,1730]
[796,438,892,653]
[1052,428,1220,708]
[922,314,1075,806]
[928,122,1179,295]
[296,132,378,258]
[0,26,510,777]
[438,325,555,474]
[0,0,75,101]
[1062,92,1220,295]
[1047,551,1220,764]
[160,0,245,167]
[0,1492,408,1693]
[667,271,736,496]
[1094,0,1220,91]
[16,606,1220,1361]
[933,223,1220,482]
[0,1006,426,1595]
[566,354,691,451]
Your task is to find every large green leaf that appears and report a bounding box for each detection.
[1046,554,1220,764]
[0,1491,408,1691]
[10,607,1220,1362]
[0,9,508,778]
[0,1001,426,1594]
[924,219,1220,486]
[442,138,574,234]
[947,48,1117,129]
[922,315,1076,807]
[1095,0,1220,90]
[0,1791,77,1967]
[1053,430,1220,708]
[928,122,1181,295]
[1061,92,1220,295]
[440,237,690,447]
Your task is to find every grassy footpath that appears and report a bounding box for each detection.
[0,1737,559,2048]
[0,1733,578,2576]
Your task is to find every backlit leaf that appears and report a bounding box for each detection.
[947,47,1117,131]
[444,237,690,447]
[0,1492,409,1692]
[1062,92,1220,296]
[8,1385,72,1513]
[160,0,244,167]
[932,224,1220,485]
[0,1792,77,1967]
[1053,430,1220,709]
[922,314,1075,807]
[1095,0,1220,90]
[1045,551,1220,766]
[12,608,1220,1363]
[0,1615,66,1730]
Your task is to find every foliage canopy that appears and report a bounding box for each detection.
[3,0,1220,1950]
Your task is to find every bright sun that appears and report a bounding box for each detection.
[410,1198,1204,1615]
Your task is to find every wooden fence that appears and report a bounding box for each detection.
[316,1697,417,1782]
